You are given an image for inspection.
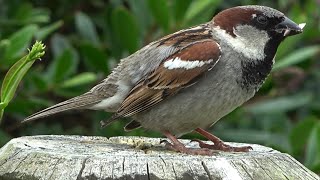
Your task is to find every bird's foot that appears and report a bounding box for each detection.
[160,140,213,156]
[194,128,253,152]
[161,130,214,155]
[191,139,252,152]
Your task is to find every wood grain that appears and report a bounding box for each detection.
[0,135,318,180]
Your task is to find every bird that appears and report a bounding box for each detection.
[23,5,305,155]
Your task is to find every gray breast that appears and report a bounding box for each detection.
[132,51,256,136]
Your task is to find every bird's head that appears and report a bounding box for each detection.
[212,5,305,60]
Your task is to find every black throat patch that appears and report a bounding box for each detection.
[238,35,283,91]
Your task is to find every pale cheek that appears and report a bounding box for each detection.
[213,25,270,61]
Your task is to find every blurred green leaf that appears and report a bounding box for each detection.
[127,0,152,35]
[147,0,170,31]
[290,117,317,155]
[36,20,64,40]
[276,35,303,59]
[4,25,38,63]
[0,130,11,147]
[80,43,109,74]
[245,93,312,114]
[273,46,320,71]
[60,72,97,88]
[305,124,320,169]
[173,0,193,23]
[14,3,49,24]
[0,102,5,109]
[50,34,73,58]
[111,7,139,53]
[46,49,78,83]
[214,129,290,151]
[184,0,220,24]
[0,103,4,120]
[75,12,100,45]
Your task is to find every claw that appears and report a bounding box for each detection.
[161,131,214,155]
[193,128,253,152]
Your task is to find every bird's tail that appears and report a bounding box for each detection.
[22,93,102,123]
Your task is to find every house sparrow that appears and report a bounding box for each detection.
[23,5,305,155]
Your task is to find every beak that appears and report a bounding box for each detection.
[275,17,305,36]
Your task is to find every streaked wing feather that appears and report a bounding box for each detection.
[116,40,221,118]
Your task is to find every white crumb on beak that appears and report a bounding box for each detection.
[298,23,306,29]
[252,14,257,18]
[163,57,213,70]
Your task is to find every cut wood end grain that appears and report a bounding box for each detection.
[0,135,318,180]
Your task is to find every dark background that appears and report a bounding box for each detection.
[0,0,319,174]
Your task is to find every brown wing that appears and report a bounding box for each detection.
[116,40,221,118]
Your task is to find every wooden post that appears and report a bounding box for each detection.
[0,135,318,180]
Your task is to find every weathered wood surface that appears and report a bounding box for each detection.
[0,135,318,180]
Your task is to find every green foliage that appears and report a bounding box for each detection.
[0,41,45,121]
[0,0,319,174]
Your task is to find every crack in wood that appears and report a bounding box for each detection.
[283,173,290,180]
[12,153,29,173]
[240,160,254,180]
[285,154,319,180]
[159,155,167,166]
[201,161,212,180]
[146,162,151,180]
[252,158,273,180]
[111,160,114,179]
[48,158,62,180]
[122,157,125,173]
[0,149,22,167]
[98,163,103,179]
[267,156,296,180]
[0,136,318,180]
[171,162,178,179]
[76,157,89,180]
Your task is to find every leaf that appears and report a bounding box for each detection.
[0,41,45,123]
[0,102,5,110]
[79,43,109,74]
[1,42,45,104]
[35,20,64,40]
[173,0,193,23]
[111,7,140,53]
[60,72,97,88]
[273,46,320,71]
[50,34,73,58]
[245,93,312,114]
[0,102,5,120]
[213,129,290,151]
[127,0,152,35]
[0,130,11,147]
[4,25,38,63]
[184,0,220,24]
[14,3,49,24]
[0,110,3,122]
[75,12,100,45]
[290,117,317,155]
[305,124,320,169]
[147,0,170,31]
[46,49,78,83]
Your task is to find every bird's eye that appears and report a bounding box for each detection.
[257,15,268,25]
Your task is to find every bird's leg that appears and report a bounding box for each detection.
[161,130,213,155]
[192,128,253,152]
